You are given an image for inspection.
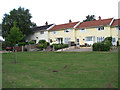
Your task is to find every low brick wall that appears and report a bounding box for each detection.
[15,44,38,52]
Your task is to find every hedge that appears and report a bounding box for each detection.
[51,44,68,50]
[93,37,112,51]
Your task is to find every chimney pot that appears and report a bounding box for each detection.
[98,16,101,20]
[69,19,72,23]
[45,21,48,25]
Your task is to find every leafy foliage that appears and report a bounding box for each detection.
[38,40,48,50]
[2,7,36,39]
[28,41,35,45]
[83,15,96,22]
[7,21,23,46]
[38,40,46,44]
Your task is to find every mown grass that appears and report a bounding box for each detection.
[2,51,118,88]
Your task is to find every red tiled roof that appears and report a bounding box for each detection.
[49,21,79,31]
[76,18,113,28]
[111,19,120,26]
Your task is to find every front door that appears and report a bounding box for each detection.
[58,38,63,44]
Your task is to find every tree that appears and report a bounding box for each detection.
[83,15,96,22]
[7,21,23,46]
[2,7,36,40]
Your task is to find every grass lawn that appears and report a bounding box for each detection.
[2,51,118,88]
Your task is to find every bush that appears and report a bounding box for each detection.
[18,42,25,46]
[93,42,111,51]
[51,44,68,50]
[38,44,44,50]
[43,42,47,49]
[38,40,46,44]
[25,42,29,45]
[93,37,112,51]
[28,41,35,45]
[2,41,12,50]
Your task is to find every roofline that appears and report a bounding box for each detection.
[49,28,75,31]
[47,24,56,31]
[76,25,109,29]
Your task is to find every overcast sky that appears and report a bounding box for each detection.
[0,0,119,26]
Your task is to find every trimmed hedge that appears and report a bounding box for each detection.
[28,41,35,45]
[38,40,46,44]
[18,42,26,46]
[93,42,111,51]
[51,44,68,50]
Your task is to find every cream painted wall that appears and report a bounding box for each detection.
[26,31,48,43]
[110,26,120,44]
[48,29,75,44]
[75,26,111,45]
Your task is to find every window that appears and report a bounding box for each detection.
[52,31,57,34]
[64,38,71,44]
[64,29,70,33]
[40,31,44,34]
[97,27,104,31]
[80,28,86,32]
[97,37,104,42]
[85,37,92,41]
[112,38,116,42]
[116,26,120,30]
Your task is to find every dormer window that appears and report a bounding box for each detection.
[40,31,44,34]
[97,27,104,31]
[80,28,86,32]
[64,29,70,33]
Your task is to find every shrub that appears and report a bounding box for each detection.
[25,42,29,45]
[28,41,35,45]
[38,40,46,44]
[18,42,25,46]
[43,42,47,49]
[93,42,111,51]
[38,44,44,50]
[2,41,13,50]
[51,44,68,50]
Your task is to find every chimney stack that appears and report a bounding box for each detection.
[45,21,48,25]
[98,16,101,20]
[69,19,72,23]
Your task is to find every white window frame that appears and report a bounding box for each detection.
[97,27,104,31]
[79,28,86,33]
[64,38,71,44]
[112,38,116,42]
[40,31,44,34]
[52,31,57,34]
[97,37,104,42]
[85,36,93,41]
[116,26,120,31]
[64,29,70,33]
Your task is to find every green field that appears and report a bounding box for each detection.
[2,51,118,88]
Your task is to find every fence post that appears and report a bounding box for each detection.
[22,46,24,52]
[53,46,55,51]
